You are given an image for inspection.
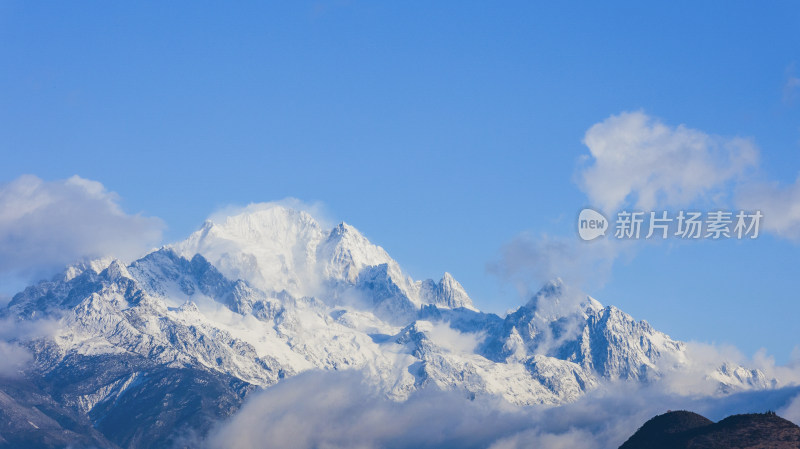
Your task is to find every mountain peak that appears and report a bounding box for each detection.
[536,278,565,297]
[318,221,402,286]
[174,204,325,296]
[522,279,604,319]
[176,205,479,315]
[207,204,321,240]
[329,221,358,237]
[100,259,131,282]
[433,272,475,310]
[0,203,786,448]
[61,257,115,282]
[523,278,569,315]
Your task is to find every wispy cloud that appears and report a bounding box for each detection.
[488,232,633,293]
[491,110,800,301]
[492,111,761,298]
[204,198,333,230]
[0,316,63,377]
[0,341,32,378]
[0,175,164,287]
[783,63,800,104]
[737,177,800,241]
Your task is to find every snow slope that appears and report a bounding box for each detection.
[0,204,779,447]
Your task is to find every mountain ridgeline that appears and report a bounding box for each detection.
[0,205,780,448]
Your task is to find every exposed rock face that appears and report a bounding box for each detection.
[0,205,778,448]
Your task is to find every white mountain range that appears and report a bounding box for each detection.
[0,204,778,448]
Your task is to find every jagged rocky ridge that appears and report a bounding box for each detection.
[0,205,778,448]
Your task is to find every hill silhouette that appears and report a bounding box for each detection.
[619,410,800,449]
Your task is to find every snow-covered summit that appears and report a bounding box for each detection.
[318,222,400,284]
[174,203,474,310]
[419,272,476,310]
[175,205,325,297]
[0,203,778,448]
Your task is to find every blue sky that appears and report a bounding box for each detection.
[1,2,799,360]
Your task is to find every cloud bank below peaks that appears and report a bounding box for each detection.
[202,369,800,449]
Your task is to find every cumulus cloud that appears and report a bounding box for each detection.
[491,110,800,304]
[490,111,765,300]
[0,175,164,284]
[580,111,759,213]
[203,369,800,449]
[577,110,800,242]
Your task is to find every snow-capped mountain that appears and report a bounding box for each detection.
[0,204,777,448]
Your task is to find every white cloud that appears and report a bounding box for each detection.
[487,232,633,294]
[492,110,799,303]
[0,316,62,341]
[779,393,800,424]
[204,370,535,449]
[0,317,63,377]
[580,111,758,213]
[206,198,333,230]
[203,370,611,449]
[488,429,594,449]
[0,175,164,284]
[488,111,761,298]
[736,177,800,240]
[418,320,483,354]
[578,111,800,242]
[0,341,32,378]
[203,369,800,449]
[751,346,800,387]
